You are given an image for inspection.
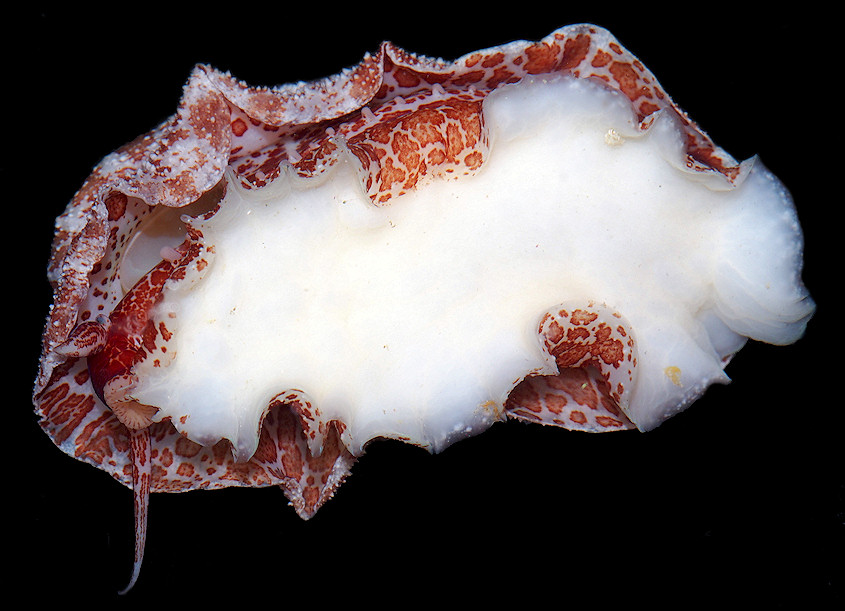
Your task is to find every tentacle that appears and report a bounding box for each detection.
[53,317,110,357]
[118,426,151,595]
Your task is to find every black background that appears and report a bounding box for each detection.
[9,6,840,606]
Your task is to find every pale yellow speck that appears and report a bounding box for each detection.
[664,366,682,386]
[604,128,624,146]
[479,400,503,419]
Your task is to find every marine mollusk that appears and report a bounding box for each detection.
[34,25,814,591]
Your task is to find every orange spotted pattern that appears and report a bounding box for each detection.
[506,303,637,432]
[34,24,734,532]
[37,357,353,519]
[215,26,741,203]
